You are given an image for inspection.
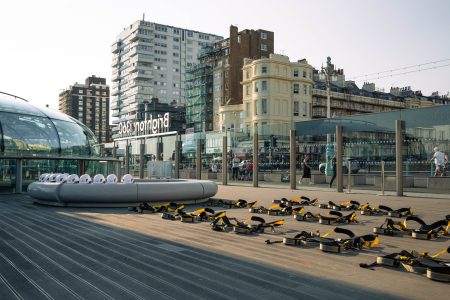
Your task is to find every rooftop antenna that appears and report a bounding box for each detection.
[143,13,145,21]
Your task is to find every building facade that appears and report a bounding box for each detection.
[237,54,314,136]
[312,57,449,119]
[59,76,111,143]
[185,46,214,132]
[111,20,222,125]
[213,26,274,131]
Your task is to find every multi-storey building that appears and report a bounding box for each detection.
[59,76,110,143]
[185,46,215,132]
[237,54,314,135]
[212,26,274,131]
[111,20,222,126]
[311,57,450,119]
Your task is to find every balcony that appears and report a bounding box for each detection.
[111,73,121,82]
[129,31,152,42]
[111,41,122,53]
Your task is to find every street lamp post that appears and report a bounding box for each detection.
[320,57,336,176]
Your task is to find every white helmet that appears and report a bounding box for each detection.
[56,173,68,183]
[93,174,106,184]
[106,174,118,184]
[44,174,52,182]
[79,174,92,184]
[39,173,49,182]
[121,174,134,184]
[49,173,60,182]
[67,174,80,184]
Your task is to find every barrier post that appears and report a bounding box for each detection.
[174,137,181,179]
[15,158,23,193]
[395,120,404,196]
[139,142,145,179]
[380,160,385,196]
[253,126,259,188]
[336,125,343,192]
[347,160,351,193]
[222,136,228,185]
[289,130,296,190]
[196,138,201,180]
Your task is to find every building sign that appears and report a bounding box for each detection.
[117,113,170,138]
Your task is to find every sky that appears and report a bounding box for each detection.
[1,0,449,110]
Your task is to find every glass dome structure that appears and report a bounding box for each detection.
[0,93,99,157]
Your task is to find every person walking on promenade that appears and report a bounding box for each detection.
[231,155,240,180]
[329,156,337,188]
[299,154,311,184]
[431,147,448,176]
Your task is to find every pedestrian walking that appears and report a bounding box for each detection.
[431,147,448,176]
[329,156,337,188]
[299,154,311,184]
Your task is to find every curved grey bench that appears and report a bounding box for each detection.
[27,179,218,207]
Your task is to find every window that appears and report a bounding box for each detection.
[173,45,179,50]
[245,70,249,79]
[237,35,241,43]
[304,85,307,94]
[261,32,267,39]
[261,81,267,91]
[261,44,268,51]
[254,100,259,115]
[293,84,299,94]
[245,85,250,96]
[173,52,179,57]
[293,70,299,77]
[262,66,267,73]
[293,101,299,116]
[303,71,307,78]
[187,31,193,37]
[262,98,267,114]
[254,82,259,92]
[303,102,308,116]
[173,29,180,35]
[246,102,250,117]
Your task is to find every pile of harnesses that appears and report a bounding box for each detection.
[373,215,449,240]
[265,227,379,253]
[161,207,216,222]
[360,246,450,282]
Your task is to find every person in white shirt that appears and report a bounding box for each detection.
[431,147,448,176]
[231,155,240,180]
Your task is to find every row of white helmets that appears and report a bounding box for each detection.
[38,173,134,184]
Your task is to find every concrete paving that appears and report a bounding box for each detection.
[0,184,449,299]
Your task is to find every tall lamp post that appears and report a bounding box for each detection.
[320,57,336,176]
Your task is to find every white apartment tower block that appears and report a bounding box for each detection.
[111,20,222,124]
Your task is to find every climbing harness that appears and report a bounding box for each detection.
[360,203,386,215]
[378,205,413,218]
[128,202,182,214]
[210,213,284,234]
[266,227,379,253]
[274,196,318,206]
[318,211,358,225]
[161,207,216,222]
[360,247,450,282]
[373,218,407,236]
[404,216,449,240]
[319,200,361,211]
[216,198,257,209]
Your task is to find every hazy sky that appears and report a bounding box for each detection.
[1,0,449,110]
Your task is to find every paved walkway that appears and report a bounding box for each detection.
[0,185,449,299]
